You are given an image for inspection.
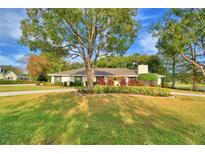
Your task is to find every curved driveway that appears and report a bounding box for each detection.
[170,92,205,97]
[0,88,77,97]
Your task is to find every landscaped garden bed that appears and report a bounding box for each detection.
[81,85,170,97]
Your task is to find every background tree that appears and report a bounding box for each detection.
[152,8,205,89]
[96,53,166,75]
[151,20,180,88]
[20,8,140,92]
[26,53,83,81]
[0,65,23,75]
[27,54,50,81]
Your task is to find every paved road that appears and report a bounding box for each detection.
[171,92,205,97]
[0,88,77,97]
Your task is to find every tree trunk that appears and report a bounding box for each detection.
[85,59,93,93]
[171,56,176,88]
[192,67,197,91]
[192,48,197,91]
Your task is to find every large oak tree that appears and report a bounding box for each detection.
[20,9,139,92]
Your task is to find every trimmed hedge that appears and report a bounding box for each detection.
[93,85,170,97]
[138,73,157,82]
[0,80,36,84]
[70,81,83,86]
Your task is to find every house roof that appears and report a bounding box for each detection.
[48,68,138,77]
[4,71,17,76]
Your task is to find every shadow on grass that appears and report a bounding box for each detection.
[0,92,204,144]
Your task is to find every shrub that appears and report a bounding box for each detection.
[53,81,63,86]
[107,78,114,86]
[119,78,127,86]
[138,73,157,82]
[42,82,51,86]
[128,79,144,86]
[93,85,170,97]
[70,81,83,86]
[0,80,36,84]
[97,77,106,85]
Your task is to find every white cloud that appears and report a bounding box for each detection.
[14,54,25,61]
[0,9,25,40]
[0,55,17,66]
[138,32,158,54]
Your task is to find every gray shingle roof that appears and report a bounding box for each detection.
[48,68,138,77]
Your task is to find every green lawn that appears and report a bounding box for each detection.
[0,85,66,92]
[0,92,205,144]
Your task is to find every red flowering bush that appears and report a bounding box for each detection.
[97,77,105,85]
[128,79,144,86]
[107,78,114,86]
[120,78,127,86]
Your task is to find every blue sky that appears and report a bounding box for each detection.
[0,8,169,67]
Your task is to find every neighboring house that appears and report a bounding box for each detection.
[17,75,31,81]
[48,65,165,86]
[0,72,4,80]
[3,71,18,80]
[0,67,18,80]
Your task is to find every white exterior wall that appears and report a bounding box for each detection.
[82,76,97,86]
[61,77,70,82]
[157,77,161,85]
[125,77,129,84]
[51,76,55,83]
[114,80,119,86]
[82,76,87,82]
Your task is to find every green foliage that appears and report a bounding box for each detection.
[93,85,170,97]
[96,54,166,75]
[20,9,140,91]
[20,8,139,62]
[0,80,36,84]
[0,65,23,75]
[151,8,205,78]
[138,73,158,82]
[53,81,64,86]
[70,81,83,86]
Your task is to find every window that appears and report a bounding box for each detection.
[54,76,61,82]
[74,76,82,82]
[128,77,136,81]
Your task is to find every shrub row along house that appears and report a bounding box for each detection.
[48,65,165,86]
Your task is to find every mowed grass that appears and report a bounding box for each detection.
[0,93,205,144]
[0,86,66,92]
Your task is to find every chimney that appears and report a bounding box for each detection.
[138,65,148,74]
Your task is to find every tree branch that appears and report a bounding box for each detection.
[181,52,205,77]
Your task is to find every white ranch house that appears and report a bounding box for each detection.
[48,65,165,86]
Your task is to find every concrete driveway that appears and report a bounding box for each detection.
[0,88,77,97]
[171,92,205,97]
